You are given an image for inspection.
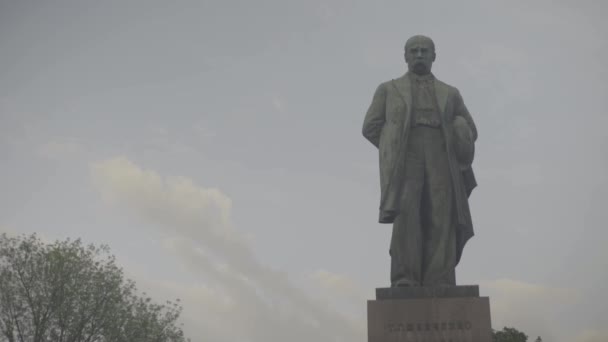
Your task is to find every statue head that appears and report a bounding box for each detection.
[404,35,436,75]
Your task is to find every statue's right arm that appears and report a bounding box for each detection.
[362,83,387,149]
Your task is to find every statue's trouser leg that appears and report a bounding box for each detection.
[390,177,423,286]
[390,126,457,287]
[420,127,457,286]
[390,127,426,286]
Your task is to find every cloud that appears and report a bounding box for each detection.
[314,0,352,23]
[484,278,579,298]
[271,95,285,113]
[316,2,336,23]
[459,43,535,108]
[192,120,217,139]
[0,105,85,160]
[308,269,370,333]
[482,278,580,341]
[0,226,55,244]
[128,123,202,158]
[90,157,363,342]
[37,138,85,160]
[311,269,369,303]
[124,259,240,342]
[574,329,608,342]
[91,156,232,228]
[0,226,18,236]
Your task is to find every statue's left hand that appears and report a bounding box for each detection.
[452,116,475,167]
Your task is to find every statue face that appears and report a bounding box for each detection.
[404,38,436,75]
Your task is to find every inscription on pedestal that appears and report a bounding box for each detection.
[385,320,472,333]
[382,320,474,342]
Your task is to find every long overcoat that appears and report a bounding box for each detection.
[362,72,478,263]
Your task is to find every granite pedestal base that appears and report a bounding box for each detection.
[368,285,492,342]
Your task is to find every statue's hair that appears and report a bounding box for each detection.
[404,35,435,52]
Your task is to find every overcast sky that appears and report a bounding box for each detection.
[1,1,607,341]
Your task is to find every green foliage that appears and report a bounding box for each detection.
[0,233,190,342]
[493,326,528,342]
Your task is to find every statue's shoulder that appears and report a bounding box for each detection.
[434,77,460,95]
[376,74,409,92]
[377,79,395,89]
[370,79,399,97]
[435,78,460,101]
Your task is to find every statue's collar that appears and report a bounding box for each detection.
[407,71,435,84]
[392,72,448,113]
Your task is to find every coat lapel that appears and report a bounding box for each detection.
[433,79,449,114]
[391,73,412,111]
[391,75,413,138]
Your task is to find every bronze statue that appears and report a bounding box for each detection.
[362,35,477,287]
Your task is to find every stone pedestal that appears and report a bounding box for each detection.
[368,285,492,342]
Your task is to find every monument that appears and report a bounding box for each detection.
[362,35,491,341]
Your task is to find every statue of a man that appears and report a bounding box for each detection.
[362,35,478,287]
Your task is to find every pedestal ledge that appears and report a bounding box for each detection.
[376,285,479,300]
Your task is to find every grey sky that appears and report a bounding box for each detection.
[1,1,607,341]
